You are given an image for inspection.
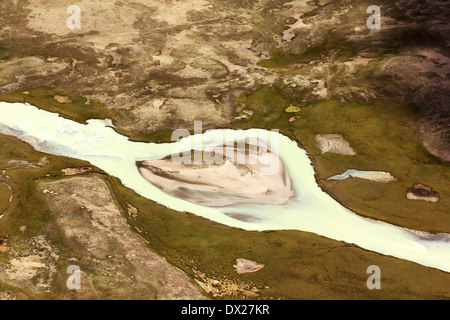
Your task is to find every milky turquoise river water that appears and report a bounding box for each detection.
[0,101,449,272]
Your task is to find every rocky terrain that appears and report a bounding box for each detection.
[0,0,448,158]
[0,0,449,299]
[35,175,206,299]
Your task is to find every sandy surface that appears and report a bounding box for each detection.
[316,134,356,155]
[328,169,396,182]
[0,238,8,253]
[137,140,294,207]
[61,167,91,175]
[0,182,13,219]
[233,258,265,274]
[406,183,439,203]
[1,102,449,273]
[0,236,58,291]
[37,175,207,299]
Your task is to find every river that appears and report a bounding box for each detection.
[0,101,449,272]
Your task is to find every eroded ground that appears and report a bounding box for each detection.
[0,131,449,300]
[0,0,449,299]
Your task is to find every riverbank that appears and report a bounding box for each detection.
[1,87,448,233]
[0,101,449,274]
[0,121,449,299]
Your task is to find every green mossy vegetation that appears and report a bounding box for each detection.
[0,87,108,124]
[232,85,449,232]
[0,183,11,215]
[0,88,180,144]
[0,82,448,299]
[257,37,369,69]
[0,135,101,299]
[107,171,450,300]
[1,129,449,299]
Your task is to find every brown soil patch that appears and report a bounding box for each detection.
[53,95,72,104]
[407,183,439,203]
[191,267,259,298]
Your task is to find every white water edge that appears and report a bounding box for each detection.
[0,101,449,272]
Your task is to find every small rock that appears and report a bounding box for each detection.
[316,134,356,155]
[152,99,165,109]
[53,95,72,104]
[37,157,49,166]
[328,169,395,182]
[406,184,439,202]
[242,109,254,117]
[0,238,9,253]
[126,203,139,218]
[233,258,265,274]
[285,105,301,113]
